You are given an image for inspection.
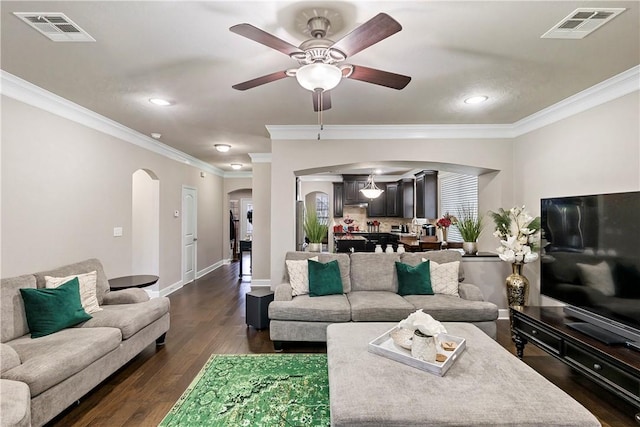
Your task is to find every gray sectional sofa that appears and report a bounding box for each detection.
[0,259,170,427]
[269,251,498,349]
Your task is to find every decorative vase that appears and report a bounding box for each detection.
[374,244,383,253]
[506,263,529,307]
[308,243,322,253]
[462,242,478,255]
[397,244,405,254]
[440,227,448,247]
[411,330,436,362]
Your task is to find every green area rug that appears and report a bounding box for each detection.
[160,354,330,426]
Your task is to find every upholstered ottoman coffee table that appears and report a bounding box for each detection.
[327,322,600,427]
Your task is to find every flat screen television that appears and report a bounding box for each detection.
[540,190,640,349]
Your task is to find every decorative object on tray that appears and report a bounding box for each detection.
[436,213,458,247]
[455,204,484,255]
[368,312,467,376]
[411,330,436,362]
[490,206,541,307]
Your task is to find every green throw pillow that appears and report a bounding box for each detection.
[308,259,344,297]
[395,260,434,296]
[20,277,92,338]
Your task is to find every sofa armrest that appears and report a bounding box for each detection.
[274,283,293,301]
[458,283,485,301]
[102,288,150,305]
[0,344,21,374]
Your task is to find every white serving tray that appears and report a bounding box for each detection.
[368,326,466,376]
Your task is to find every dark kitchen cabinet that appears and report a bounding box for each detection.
[367,189,386,217]
[343,176,368,204]
[385,183,399,217]
[333,182,343,217]
[401,179,414,219]
[415,170,438,219]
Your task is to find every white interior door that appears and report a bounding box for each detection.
[182,186,197,284]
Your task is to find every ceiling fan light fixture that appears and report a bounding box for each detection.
[295,63,342,92]
[360,174,384,199]
[215,144,231,152]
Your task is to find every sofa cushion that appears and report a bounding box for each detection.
[284,252,352,293]
[401,251,465,282]
[19,278,93,338]
[348,291,415,322]
[395,261,433,296]
[404,294,498,322]
[426,260,460,297]
[77,297,170,339]
[1,343,21,374]
[309,260,344,297]
[350,253,400,292]
[286,256,318,296]
[3,327,121,397]
[1,275,35,343]
[0,379,31,427]
[269,294,351,322]
[35,258,110,305]
[45,271,102,314]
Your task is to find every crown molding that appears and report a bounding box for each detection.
[223,171,252,179]
[0,70,225,177]
[249,153,272,163]
[267,65,640,141]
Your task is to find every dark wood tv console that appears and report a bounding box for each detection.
[511,306,640,423]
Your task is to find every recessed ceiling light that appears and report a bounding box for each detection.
[149,98,173,106]
[464,96,488,104]
[374,169,383,174]
[231,163,242,170]
[150,133,162,139]
[215,144,231,152]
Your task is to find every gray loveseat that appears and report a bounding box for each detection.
[0,259,170,427]
[269,251,498,349]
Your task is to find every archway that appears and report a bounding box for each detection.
[132,169,160,288]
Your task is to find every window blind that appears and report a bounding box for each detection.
[440,173,478,242]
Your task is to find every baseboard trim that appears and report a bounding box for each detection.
[160,280,183,297]
[498,309,510,320]
[196,260,225,279]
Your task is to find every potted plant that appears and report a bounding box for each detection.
[456,204,484,255]
[304,207,328,252]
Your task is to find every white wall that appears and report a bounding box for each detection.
[1,96,225,293]
[251,161,271,286]
[514,90,640,304]
[132,169,160,277]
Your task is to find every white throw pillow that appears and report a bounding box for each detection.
[577,261,616,297]
[45,270,102,314]
[423,259,460,297]
[286,257,318,296]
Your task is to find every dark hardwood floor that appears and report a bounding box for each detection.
[48,258,639,426]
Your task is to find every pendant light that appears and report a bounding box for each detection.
[360,174,384,199]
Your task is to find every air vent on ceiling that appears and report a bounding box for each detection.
[14,12,95,42]
[541,8,625,39]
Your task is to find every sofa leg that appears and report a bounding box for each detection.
[273,341,284,352]
[156,333,167,346]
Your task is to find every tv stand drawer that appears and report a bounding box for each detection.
[513,316,562,355]
[565,342,640,400]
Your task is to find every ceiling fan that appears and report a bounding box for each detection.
[230,13,411,112]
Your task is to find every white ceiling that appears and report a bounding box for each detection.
[2,1,638,172]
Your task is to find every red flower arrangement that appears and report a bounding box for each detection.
[436,212,458,229]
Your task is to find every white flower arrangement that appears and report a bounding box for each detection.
[490,206,541,264]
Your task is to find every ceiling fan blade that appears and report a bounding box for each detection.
[230,23,301,56]
[330,13,402,58]
[232,70,289,91]
[312,91,332,112]
[348,65,411,90]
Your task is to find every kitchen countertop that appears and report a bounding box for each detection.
[335,235,367,240]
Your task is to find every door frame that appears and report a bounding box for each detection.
[181,185,198,285]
